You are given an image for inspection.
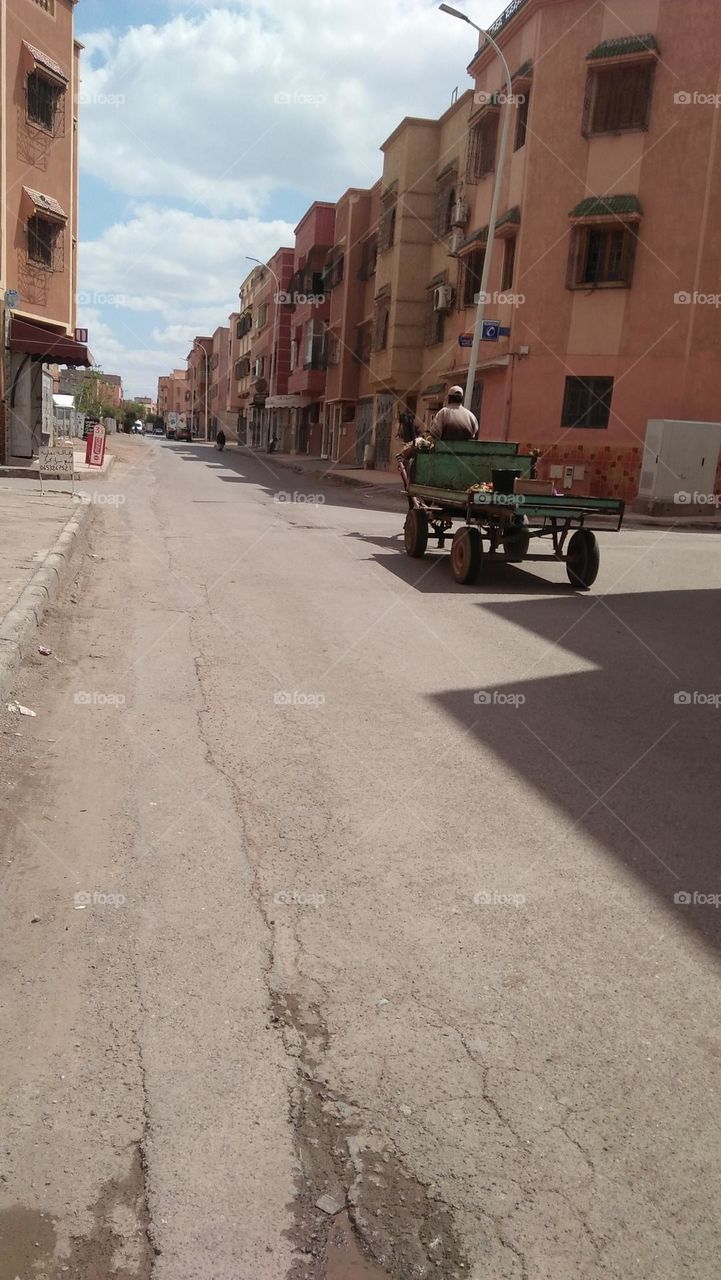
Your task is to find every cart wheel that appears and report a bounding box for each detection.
[451,526,482,584]
[503,516,530,563]
[566,529,600,589]
[404,508,429,558]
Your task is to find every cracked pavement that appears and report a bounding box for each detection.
[0,437,720,1280]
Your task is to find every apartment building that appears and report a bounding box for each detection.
[228,266,266,445]
[187,336,212,437]
[364,92,474,469]
[437,0,721,499]
[59,368,122,408]
[157,375,170,420]
[285,202,335,456]
[322,182,382,466]
[208,324,232,442]
[255,246,294,450]
[1,0,91,464]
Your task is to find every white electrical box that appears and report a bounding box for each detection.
[636,419,721,514]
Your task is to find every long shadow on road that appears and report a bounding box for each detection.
[169,443,406,516]
[431,586,721,954]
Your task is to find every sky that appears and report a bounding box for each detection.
[74,0,501,399]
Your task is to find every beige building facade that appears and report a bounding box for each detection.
[1,0,91,463]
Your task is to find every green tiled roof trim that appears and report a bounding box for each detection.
[570,195,642,218]
[587,34,658,60]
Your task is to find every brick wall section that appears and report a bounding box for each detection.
[519,442,643,504]
[0,397,6,466]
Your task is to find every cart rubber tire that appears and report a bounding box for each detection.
[404,508,429,558]
[566,529,600,589]
[451,526,482,585]
[503,516,530,563]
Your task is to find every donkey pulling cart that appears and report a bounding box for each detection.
[398,440,625,590]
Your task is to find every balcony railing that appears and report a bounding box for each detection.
[471,0,529,62]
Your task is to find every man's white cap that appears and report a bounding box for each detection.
[448,385,464,397]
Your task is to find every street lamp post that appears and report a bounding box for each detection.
[246,255,280,449]
[439,4,514,415]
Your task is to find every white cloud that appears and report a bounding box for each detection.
[78,205,295,392]
[77,0,500,394]
[79,0,482,211]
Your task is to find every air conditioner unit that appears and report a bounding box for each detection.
[448,228,464,257]
[450,199,469,227]
[434,284,454,312]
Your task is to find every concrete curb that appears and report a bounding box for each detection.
[0,501,92,701]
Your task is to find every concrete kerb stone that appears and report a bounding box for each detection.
[0,501,93,701]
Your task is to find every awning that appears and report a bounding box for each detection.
[569,194,643,222]
[265,394,313,409]
[9,316,92,367]
[23,187,68,222]
[22,41,69,84]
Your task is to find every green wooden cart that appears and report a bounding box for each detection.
[399,440,625,589]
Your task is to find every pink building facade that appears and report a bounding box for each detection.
[285,202,335,456]
[439,0,721,500]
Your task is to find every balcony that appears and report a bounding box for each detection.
[303,354,327,372]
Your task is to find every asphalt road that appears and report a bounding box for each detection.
[1,437,720,1280]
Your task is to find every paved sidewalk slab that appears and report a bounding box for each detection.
[0,480,91,698]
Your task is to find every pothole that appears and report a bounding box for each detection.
[273,991,469,1280]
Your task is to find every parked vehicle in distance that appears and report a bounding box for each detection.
[166,424,177,439]
[153,424,165,436]
[176,424,192,442]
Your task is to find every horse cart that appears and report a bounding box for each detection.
[399,440,625,590]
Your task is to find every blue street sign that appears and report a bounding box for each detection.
[458,334,473,348]
[481,320,501,341]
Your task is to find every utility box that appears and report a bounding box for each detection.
[635,419,721,515]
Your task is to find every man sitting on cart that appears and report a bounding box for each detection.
[429,385,479,442]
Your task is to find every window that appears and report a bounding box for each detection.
[358,235,378,281]
[256,302,268,330]
[290,339,298,372]
[568,223,638,288]
[425,293,444,346]
[372,297,390,352]
[354,324,372,365]
[584,62,655,135]
[27,71,64,134]
[304,319,325,369]
[378,195,397,252]
[27,214,58,268]
[235,358,250,380]
[514,90,530,150]
[32,0,55,14]
[561,376,614,429]
[467,113,499,181]
[254,356,265,378]
[435,180,457,236]
[460,248,485,308]
[323,250,344,291]
[501,236,517,292]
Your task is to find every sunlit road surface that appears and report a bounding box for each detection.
[1,437,719,1280]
